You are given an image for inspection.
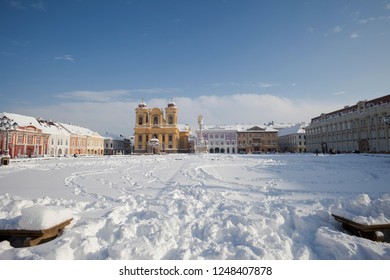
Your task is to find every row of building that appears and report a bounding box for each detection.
[1,94,390,158]
[0,112,133,158]
[198,94,390,154]
[306,94,390,154]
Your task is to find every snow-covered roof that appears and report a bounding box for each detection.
[178,124,190,132]
[236,124,278,132]
[1,112,70,136]
[59,122,103,138]
[201,124,278,133]
[104,132,125,141]
[203,124,238,131]
[277,124,306,137]
[268,122,297,130]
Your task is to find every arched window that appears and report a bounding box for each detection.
[138,116,143,125]
[154,116,159,125]
[168,115,173,124]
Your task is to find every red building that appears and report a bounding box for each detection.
[0,124,49,158]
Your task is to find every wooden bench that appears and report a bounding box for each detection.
[0,218,73,247]
[332,214,390,242]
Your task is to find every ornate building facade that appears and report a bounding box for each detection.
[133,100,191,154]
[237,125,278,154]
[306,94,390,153]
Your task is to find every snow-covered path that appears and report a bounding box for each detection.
[0,154,389,259]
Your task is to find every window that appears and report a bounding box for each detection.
[169,135,173,141]
[138,116,143,125]
[168,116,173,124]
[153,116,158,125]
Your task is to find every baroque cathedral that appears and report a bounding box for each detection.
[133,99,191,154]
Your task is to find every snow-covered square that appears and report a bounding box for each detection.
[0,153,389,260]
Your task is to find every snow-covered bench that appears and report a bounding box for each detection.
[0,206,73,247]
[332,213,390,242]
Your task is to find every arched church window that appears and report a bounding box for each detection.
[138,116,143,125]
[168,115,173,124]
[154,116,159,125]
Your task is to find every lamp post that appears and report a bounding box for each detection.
[1,116,18,163]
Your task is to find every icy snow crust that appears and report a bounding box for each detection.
[0,154,389,259]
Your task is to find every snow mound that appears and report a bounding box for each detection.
[18,206,73,230]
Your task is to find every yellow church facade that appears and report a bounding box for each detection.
[134,100,191,154]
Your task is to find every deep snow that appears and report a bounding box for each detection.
[0,153,389,260]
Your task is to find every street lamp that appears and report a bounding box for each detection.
[1,116,18,160]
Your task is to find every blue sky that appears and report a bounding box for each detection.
[1,0,390,135]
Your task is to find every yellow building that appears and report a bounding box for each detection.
[134,100,191,154]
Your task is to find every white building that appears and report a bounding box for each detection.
[200,125,238,154]
[277,123,306,153]
[104,133,126,155]
[306,94,390,153]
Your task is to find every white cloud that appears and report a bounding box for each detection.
[8,0,46,10]
[350,32,359,39]
[56,90,131,102]
[8,0,25,9]
[54,55,74,62]
[358,16,390,24]
[333,91,346,96]
[324,25,344,37]
[257,82,277,88]
[30,0,45,11]
[306,26,315,33]
[14,93,345,136]
[129,88,182,95]
[333,25,343,33]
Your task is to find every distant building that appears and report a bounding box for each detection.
[198,124,279,154]
[237,125,278,154]
[124,136,134,155]
[306,94,390,153]
[104,133,126,155]
[201,125,237,154]
[59,123,104,156]
[278,123,307,153]
[133,100,191,154]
